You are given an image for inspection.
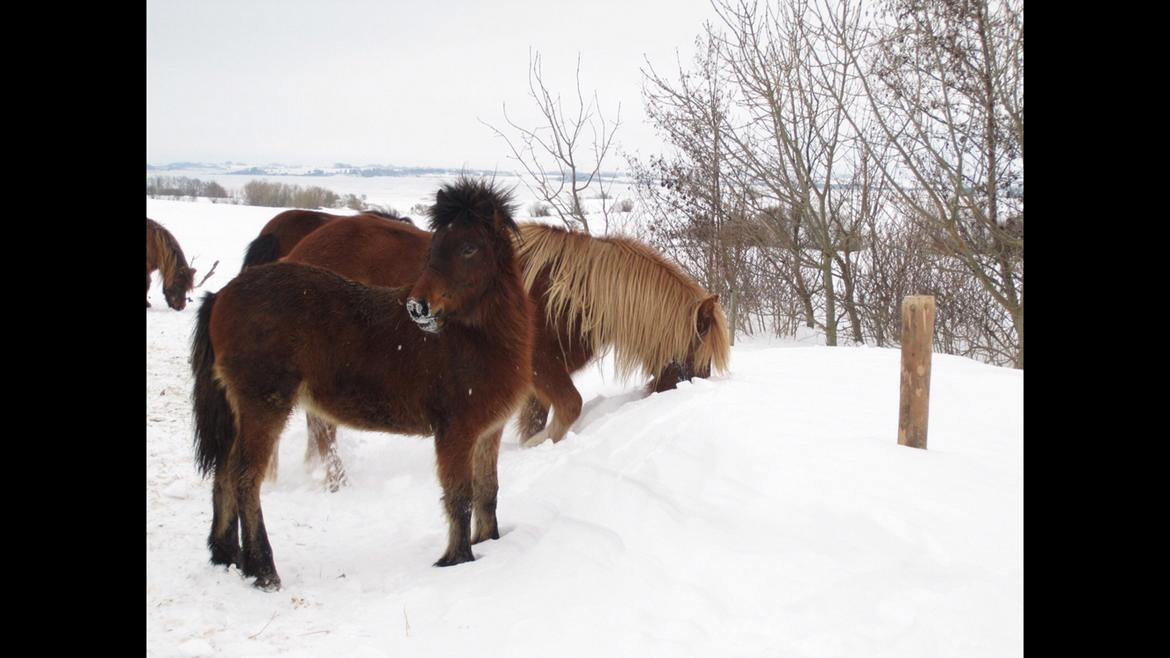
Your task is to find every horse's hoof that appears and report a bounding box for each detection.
[146,301,152,308]
[520,429,550,449]
[209,550,241,569]
[252,574,282,591]
[325,472,348,493]
[434,549,475,567]
[471,527,500,545]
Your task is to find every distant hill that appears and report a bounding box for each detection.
[147,161,630,181]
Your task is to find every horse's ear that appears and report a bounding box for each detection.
[696,294,719,337]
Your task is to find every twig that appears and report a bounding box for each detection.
[404,606,411,638]
[195,260,220,288]
[248,611,278,640]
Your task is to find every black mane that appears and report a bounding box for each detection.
[428,177,517,234]
[363,209,413,225]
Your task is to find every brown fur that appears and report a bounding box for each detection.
[264,217,730,489]
[146,218,195,310]
[242,209,413,271]
[191,179,532,589]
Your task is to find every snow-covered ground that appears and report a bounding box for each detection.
[146,194,1023,658]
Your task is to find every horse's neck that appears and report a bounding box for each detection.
[468,271,533,361]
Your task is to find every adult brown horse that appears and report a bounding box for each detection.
[191,178,534,590]
[146,218,196,310]
[241,208,412,270]
[278,217,731,489]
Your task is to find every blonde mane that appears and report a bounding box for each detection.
[516,223,730,380]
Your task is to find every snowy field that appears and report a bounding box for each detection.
[146,193,1023,657]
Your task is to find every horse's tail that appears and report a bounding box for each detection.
[192,291,235,477]
[241,234,281,271]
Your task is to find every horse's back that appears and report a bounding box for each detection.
[286,215,432,288]
[257,210,339,258]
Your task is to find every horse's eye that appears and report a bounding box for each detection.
[462,244,479,258]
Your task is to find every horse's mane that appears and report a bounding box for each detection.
[362,209,413,225]
[429,177,518,235]
[147,218,191,281]
[515,223,731,380]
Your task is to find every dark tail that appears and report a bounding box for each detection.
[192,291,235,477]
[241,233,281,271]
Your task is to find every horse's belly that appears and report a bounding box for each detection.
[298,383,433,437]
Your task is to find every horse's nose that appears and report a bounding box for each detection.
[407,298,430,321]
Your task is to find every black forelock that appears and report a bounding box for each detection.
[428,176,518,235]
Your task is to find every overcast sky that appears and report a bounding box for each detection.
[147,0,720,170]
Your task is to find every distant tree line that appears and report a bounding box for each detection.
[240,180,340,209]
[628,0,1023,368]
[146,176,396,213]
[146,176,230,199]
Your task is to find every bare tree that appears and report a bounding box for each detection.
[820,0,1024,365]
[630,28,757,342]
[707,0,877,346]
[482,50,621,233]
[624,0,1023,366]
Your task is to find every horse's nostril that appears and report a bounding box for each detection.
[407,298,430,320]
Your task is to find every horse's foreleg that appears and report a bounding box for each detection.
[234,407,285,591]
[433,428,476,566]
[306,413,347,492]
[471,427,502,544]
[146,269,153,307]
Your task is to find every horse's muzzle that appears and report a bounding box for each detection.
[407,298,441,334]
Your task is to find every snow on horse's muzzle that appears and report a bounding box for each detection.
[407,298,441,333]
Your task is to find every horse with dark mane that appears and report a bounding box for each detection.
[274,216,730,489]
[146,218,196,310]
[240,208,413,271]
[191,178,533,590]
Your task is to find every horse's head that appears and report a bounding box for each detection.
[408,179,517,334]
[653,294,730,391]
[164,265,197,311]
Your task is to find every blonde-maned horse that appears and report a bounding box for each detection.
[513,223,731,447]
[146,218,196,310]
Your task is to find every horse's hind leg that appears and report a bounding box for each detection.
[208,467,240,568]
[522,365,582,448]
[265,449,279,483]
[306,413,347,492]
[434,428,476,566]
[471,427,502,544]
[517,396,549,441]
[234,404,288,590]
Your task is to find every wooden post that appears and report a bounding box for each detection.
[898,295,935,449]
